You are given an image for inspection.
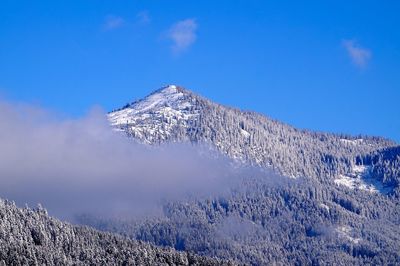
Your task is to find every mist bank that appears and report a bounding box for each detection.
[0,100,282,221]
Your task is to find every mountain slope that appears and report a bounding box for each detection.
[108,85,396,185]
[80,171,400,265]
[0,199,234,265]
[359,146,400,195]
[80,85,400,265]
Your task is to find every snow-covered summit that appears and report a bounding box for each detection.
[108,85,201,144]
[111,85,192,113]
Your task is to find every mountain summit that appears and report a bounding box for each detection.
[108,85,202,144]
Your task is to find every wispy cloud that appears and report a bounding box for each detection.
[167,19,198,54]
[103,15,124,31]
[342,39,372,68]
[137,11,151,25]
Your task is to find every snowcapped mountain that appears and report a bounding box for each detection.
[66,84,400,265]
[108,85,398,191]
[109,85,201,144]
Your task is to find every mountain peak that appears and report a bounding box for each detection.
[148,84,193,101]
[108,85,201,143]
[159,84,182,92]
[153,84,179,95]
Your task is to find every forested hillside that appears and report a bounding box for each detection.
[104,86,400,265]
[359,146,400,196]
[108,85,396,182]
[80,172,400,265]
[0,199,233,265]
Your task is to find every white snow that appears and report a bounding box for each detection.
[339,138,364,145]
[240,128,250,138]
[336,226,361,244]
[107,85,200,144]
[319,203,330,211]
[168,84,177,89]
[334,165,391,194]
[334,175,357,189]
[352,164,366,173]
[334,165,377,192]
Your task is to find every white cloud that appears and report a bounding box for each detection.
[103,15,124,31]
[342,39,372,68]
[167,19,198,54]
[0,100,244,220]
[137,11,151,24]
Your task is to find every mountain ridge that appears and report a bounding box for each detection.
[108,85,397,192]
[109,84,396,144]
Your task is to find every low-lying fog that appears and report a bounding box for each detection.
[0,100,255,221]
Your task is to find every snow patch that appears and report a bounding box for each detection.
[168,84,177,89]
[287,174,299,179]
[319,203,330,211]
[340,138,364,145]
[240,128,250,138]
[336,226,361,244]
[334,165,391,194]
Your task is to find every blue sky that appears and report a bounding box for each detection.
[0,0,399,142]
